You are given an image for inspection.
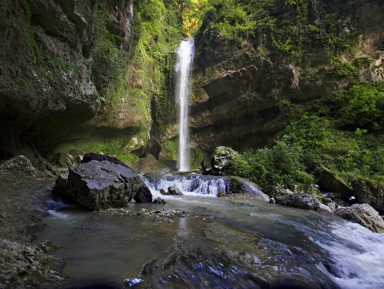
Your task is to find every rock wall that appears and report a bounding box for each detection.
[188,0,384,153]
[0,0,138,159]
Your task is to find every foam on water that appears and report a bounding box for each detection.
[316,221,384,289]
[142,174,230,198]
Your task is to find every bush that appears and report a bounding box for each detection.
[336,83,384,131]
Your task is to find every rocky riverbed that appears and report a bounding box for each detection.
[0,157,64,288]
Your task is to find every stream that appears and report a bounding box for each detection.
[32,176,384,289]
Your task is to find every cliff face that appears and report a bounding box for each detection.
[189,0,384,153]
[0,0,135,159]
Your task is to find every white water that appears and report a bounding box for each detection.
[142,174,230,198]
[175,38,195,171]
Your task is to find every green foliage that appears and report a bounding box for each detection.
[226,87,384,189]
[91,6,128,90]
[334,83,384,131]
[54,137,141,168]
[225,141,313,189]
[196,0,360,61]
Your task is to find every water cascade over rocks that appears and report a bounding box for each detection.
[175,38,195,171]
[143,174,231,197]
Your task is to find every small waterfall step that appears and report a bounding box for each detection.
[142,173,270,201]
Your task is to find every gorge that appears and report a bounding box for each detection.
[1,0,384,288]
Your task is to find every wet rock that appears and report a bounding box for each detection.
[351,179,384,214]
[153,197,166,204]
[0,239,64,288]
[168,186,183,195]
[316,168,353,202]
[319,203,332,213]
[335,203,384,233]
[160,187,183,196]
[229,177,269,201]
[134,186,153,203]
[275,193,321,210]
[51,174,70,200]
[326,202,338,212]
[53,160,152,210]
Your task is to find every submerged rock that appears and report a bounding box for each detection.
[352,179,384,214]
[53,160,152,210]
[275,193,321,211]
[152,197,166,204]
[335,203,384,233]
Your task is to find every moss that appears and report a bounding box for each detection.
[54,137,141,168]
[190,147,207,169]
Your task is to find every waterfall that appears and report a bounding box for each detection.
[175,38,195,172]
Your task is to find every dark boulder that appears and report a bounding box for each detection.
[335,203,384,233]
[134,186,153,203]
[351,179,384,214]
[53,160,152,210]
[316,168,354,202]
[275,193,321,211]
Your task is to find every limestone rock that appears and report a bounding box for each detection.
[335,203,384,233]
[351,179,384,214]
[275,193,321,211]
[0,155,38,181]
[53,160,152,210]
[316,168,354,202]
[212,146,237,171]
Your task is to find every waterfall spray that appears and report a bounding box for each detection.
[175,38,195,171]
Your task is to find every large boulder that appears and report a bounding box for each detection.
[275,193,321,211]
[335,203,384,233]
[53,160,152,210]
[212,146,237,169]
[316,168,354,202]
[351,179,384,214]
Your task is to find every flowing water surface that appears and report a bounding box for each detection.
[31,177,384,289]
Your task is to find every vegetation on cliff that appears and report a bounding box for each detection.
[225,82,384,189]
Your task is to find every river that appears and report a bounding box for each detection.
[33,176,384,289]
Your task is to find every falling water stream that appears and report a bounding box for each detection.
[175,38,195,172]
[30,175,384,289]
